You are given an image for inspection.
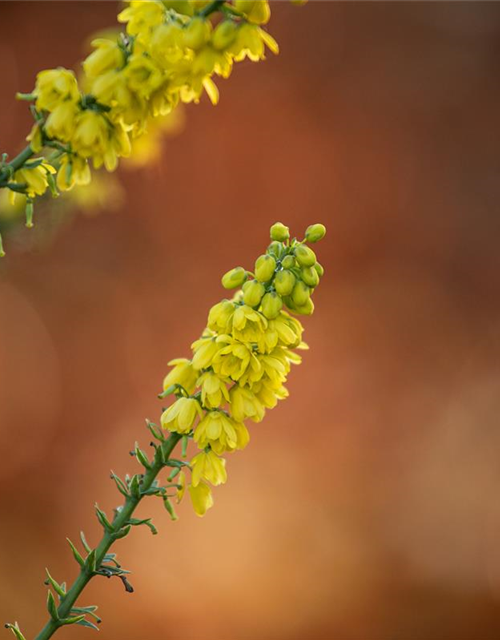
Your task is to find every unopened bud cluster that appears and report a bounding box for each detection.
[160,221,325,516]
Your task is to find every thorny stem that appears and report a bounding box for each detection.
[33,432,182,640]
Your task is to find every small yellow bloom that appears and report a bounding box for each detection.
[234,0,271,25]
[229,385,265,423]
[194,410,249,454]
[163,358,198,394]
[161,397,203,434]
[207,300,236,333]
[10,161,56,201]
[212,335,262,384]
[197,371,230,409]
[56,154,91,191]
[45,101,80,142]
[83,38,125,79]
[191,450,227,487]
[191,335,222,370]
[231,305,267,344]
[188,480,214,517]
[34,68,80,111]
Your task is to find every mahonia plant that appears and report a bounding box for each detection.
[4,222,325,640]
[0,0,298,256]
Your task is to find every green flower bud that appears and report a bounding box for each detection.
[270,222,289,242]
[274,269,296,296]
[294,244,316,267]
[183,18,211,50]
[243,279,266,307]
[221,266,247,289]
[267,241,284,258]
[314,262,324,277]
[281,255,296,269]
[293,298,315,316]
[255,254,276,282]
[305,223,326,243]
[261,292,283,319]
[301,266,319,288]
[212,20,238,50]
[291,281,311,307]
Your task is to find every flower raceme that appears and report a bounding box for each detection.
[0,0,304,250]
[160,221,326,516]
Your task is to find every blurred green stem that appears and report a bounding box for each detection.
[0,145,34,185]
[33,432,182,640]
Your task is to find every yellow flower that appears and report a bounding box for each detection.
[72,111,131,171]
[34,68,80,111]
[188,480,214,517]
[122,54,164,99]
[197,371,230,409]
[207,299,236,333]
[227,24,278,62]
[211,335,262,384]
[161,397,203,434]
[191,335,222,370]
[231,305,267,344]
[191,450,227,486]
[118,1,165,42]
[83,38,125,78]
[229,385,265,423]
[45,101,80,141]
[10,161,56,202]
[194,410,249,454]
[234,0,271,25]
[56,154,91,191]
[162,358,198,394]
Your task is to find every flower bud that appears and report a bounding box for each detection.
[294,244,316,267]
[274,269,296,296]
[291,281,311,307]
[234,0,271,25]
[314,262,324,277]
[212,20,238,50]
[301,266,319,288]
[293,298,315,316]
[255,254,276,282]
[267,240,284,258]
[281,255,296,269]
[221,266,247,289]
[243,279,266,307]
[183,18,212,50]
[270,222,289,242]
[305,223,326,243]
[261,292,283,319]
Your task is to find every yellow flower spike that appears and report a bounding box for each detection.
[161,397,203,434]
[188,481,214,517]
[191,450,227,487]
[162,358,198,394]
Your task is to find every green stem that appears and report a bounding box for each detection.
[0,144,35,184]
[33,432,182,640]
[199,0,225,18]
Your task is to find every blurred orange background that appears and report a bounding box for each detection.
[1,2,500,639]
